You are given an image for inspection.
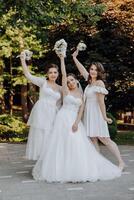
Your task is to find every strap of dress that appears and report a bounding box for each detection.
[83,85,89,102]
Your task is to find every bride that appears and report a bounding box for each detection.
[32,54,121,183]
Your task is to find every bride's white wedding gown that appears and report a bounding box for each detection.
[32,94,121,182]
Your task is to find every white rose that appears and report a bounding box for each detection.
[77,41,87,51]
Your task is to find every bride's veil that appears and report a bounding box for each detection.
[77,81,83,95]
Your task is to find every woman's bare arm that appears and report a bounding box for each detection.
[72,50,89,80]
[58,55,68,96]
[72,101,85,132]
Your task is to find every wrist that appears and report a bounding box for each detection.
[60,56,64,59]
[20,55,25,61]
[75,120,79,125]
[73,55,77,59]
[104,116,108,121]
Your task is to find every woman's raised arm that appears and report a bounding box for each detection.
[72,50,89,81]
[20,52,45,87]
[58,55,68,96]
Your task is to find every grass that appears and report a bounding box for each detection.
[114,131,134,145]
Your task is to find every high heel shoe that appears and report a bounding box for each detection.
[119,162,126,172]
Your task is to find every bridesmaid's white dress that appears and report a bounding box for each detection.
[32,94,121,183]
[25,73,61,160]
[83,85,110,137]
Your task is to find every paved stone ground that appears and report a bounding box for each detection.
[0,143,134,200]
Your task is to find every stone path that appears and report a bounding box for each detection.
[0,143,134,200]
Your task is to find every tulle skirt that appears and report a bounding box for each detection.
[32,107,121,182]
[25,127,50,160]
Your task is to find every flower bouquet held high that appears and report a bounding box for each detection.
[54,39,67,57]
[77,41,87,52]
[17,50,33,61]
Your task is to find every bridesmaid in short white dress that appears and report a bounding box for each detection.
[83,84,109,137]
[20,52,61,160]
[72,50,125,171]
[32,55,121,183]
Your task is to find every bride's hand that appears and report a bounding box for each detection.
[57,53,65,59]
[72,122,78,133]
[72,50,78,58]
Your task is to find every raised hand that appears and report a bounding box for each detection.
[72,50,79,58]
[57,53,65,60]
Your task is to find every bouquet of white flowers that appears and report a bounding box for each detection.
[17,50,33,60]
[54,39,67,57]
[77,41,87,51]
[24,50,33,60]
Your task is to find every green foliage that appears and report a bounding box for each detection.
[0,114,28,142]
[114,131,134,145]
[0,1,106,38]
[0,8,45,110]
[0,88,6,99]
[0,0,133,116]
[12,75,28,86]
[0,10,44,57]
[107,112,117,140]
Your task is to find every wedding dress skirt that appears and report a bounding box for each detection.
[33,95,121,182]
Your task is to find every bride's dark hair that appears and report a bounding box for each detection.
[67,73,77,80]
[67,73,80,88]
[87,62,106,83]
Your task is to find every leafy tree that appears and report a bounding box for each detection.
[0,0,133,121]
[0,8,44,119]
[0,1,106,120]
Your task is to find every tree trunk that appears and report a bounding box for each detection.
[0,60,6,114]
[9,55,13,115]
[21,85,28,122]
